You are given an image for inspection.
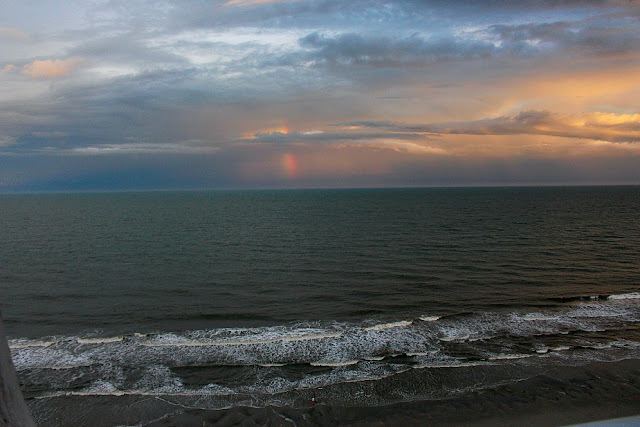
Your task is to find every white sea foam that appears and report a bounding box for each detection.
[419,316,441,322]
[11,346,92,371]
[488,354,533,361]
[585,343,614,350]
[406,351,437,357]
[440,334,470,342]
[13,301,640,403]
[365,320,412,331]
[142,330,342,347]
[363,356,385,361]
[310,360,360,367]
[77,336,124,344]
[9,339,55,349]
[36,388,239,399]
[522,313,559,322]
[414,361,487,369]
[535,343,572,354]
[608,292,640,300]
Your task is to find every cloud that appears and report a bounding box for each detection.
[235,129,447,154]
[1,0,639,191]
[246,129,426,143]
[67,35,189,71]
[296,32,497,67]
[223,0,307,6]
[21,58,82,79]
[488,18,640,58]
[71,141,220,155]
[399,0,640,12]
[167,0,639,30]
[0,27,30,42]
[342,111,640,143]
[30,131,70,138]
[0,135,17,148]
[292,13,639,71]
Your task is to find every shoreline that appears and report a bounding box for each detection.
[28,358,640,426]
[147,358,640,426]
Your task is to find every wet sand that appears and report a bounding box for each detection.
[28,358,640,426]
[145,359,640,426]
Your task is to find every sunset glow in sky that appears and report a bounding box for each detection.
[1,0,639,191]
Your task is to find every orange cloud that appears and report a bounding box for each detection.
[435,134,640,159]
[346,110,640,144]
[22,58,82,79]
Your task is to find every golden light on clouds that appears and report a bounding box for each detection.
[21,58,82,79]
[584,113,640,126]
[501,62,640,113]
[2,64,17,73]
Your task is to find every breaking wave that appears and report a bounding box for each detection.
[9,292,640,407]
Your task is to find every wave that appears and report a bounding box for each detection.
[77,336,124,344]
[310,360,360,367]
[141,330,343,348]
[11,295,640,402]
[487,354,533,361]
[8,338,56,348]
[549,295,609,303]
[548,292,640,304]
[536,345,572,354]
[364,320,413,331]
[608,292,640,300]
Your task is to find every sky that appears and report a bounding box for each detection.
[1,0,639,191]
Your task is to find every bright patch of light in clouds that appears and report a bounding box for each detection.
[21,58,82,79]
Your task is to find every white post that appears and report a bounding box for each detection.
[0,313,36,426]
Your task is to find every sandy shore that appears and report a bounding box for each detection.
[27,358,640,426]
[140,359,640,427]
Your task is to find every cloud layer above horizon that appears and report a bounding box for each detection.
[1,0,639,190]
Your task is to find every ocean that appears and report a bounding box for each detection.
[1,186,639,426]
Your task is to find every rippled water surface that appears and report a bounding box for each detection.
[1,186,639,420]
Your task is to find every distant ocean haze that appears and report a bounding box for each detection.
[1,186,639,424]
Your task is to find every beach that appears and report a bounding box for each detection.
[24,358,640,426]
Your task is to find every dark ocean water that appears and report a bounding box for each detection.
[1,186,639,425]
